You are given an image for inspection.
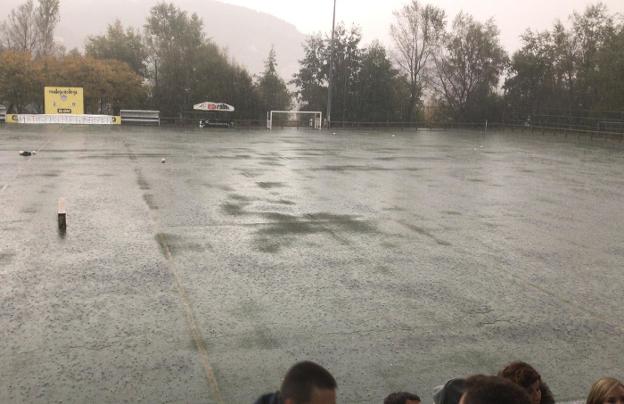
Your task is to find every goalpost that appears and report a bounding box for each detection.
[267,110,323,130]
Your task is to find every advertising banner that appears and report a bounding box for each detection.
[44,87,84,115]
[11,114,119,125]
[193,102,235,112]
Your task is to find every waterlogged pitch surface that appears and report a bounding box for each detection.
[1,126,623,403]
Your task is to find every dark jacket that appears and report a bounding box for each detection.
[540,381,555,404]
[433,378,467,404]
[254,391,282,404]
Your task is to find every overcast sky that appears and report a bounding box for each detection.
[219,0,624,52]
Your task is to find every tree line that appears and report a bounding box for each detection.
[1,0,623,124]
[0,0,290,118]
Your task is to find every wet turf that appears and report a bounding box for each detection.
[0,125,623,403]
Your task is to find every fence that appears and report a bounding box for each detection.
[491,121,624,142]
[0,105,6,123]
[117,111,624,142]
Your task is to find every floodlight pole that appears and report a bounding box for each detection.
[327,0,337,129]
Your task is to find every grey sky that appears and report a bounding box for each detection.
[219,0,624,52]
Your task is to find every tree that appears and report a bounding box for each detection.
[593,26,624,113]
[292,24,362,122]
[0,0,59,56]
[1,0,38,53]
[0,49,146,114]
[504,30,560,120]
[503,3,623,121]
[432,13,507,121]
[331,24,363,122]
[355,41,403,121]
[292,34,327,112]
[35,0,59,56]
[570,3,617,112]
[144,2,205,115]
[192,43,262,119]
[39,54,146,114]
[255,47,291,112]
[143,3,261,118]
[0,50,41,112]
[86,20,147,76]
[391,0,446,121]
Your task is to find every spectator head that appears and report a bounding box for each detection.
[280,361,337,404]
[434,378,467,404]
[586,377,624,404]
[460,375,531,404]
[384,392,421,404]
[499,361,542,404]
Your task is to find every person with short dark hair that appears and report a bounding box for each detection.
[434,378,467,404]
[498,361,545,404]
[384,391,421,404]
[460,375,531,404]
[254,361,337,404]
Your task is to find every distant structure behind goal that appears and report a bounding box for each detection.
[267,110,323,130]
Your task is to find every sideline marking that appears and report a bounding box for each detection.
[156,233,225,404]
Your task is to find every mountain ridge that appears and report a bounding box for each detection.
[1,0,307,78]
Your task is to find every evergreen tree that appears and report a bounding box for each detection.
[256,47,291,112]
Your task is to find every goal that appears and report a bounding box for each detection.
[267,110,323,130]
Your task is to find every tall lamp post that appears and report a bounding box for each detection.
[327,0,337,129]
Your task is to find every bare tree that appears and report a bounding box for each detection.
[1,0,38,53]
[390,0,445,121]
[35,0,60,56]
[0,0,60,56]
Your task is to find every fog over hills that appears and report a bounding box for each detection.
[1,0,307,78]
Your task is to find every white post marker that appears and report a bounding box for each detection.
[58,198,67,231]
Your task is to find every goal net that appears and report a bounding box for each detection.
[267,110,323,130]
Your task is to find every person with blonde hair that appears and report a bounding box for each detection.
[586,377,624,404]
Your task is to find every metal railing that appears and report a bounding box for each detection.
[491,122,624,141]
[127,113,624,142]
[120,110,160,125]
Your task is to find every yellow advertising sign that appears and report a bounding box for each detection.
[44,87,84,115]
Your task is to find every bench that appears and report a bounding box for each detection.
[120,110,160,126]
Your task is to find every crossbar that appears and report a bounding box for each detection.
[268,110,322,131]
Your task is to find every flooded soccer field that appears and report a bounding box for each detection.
[1,125,623,403]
